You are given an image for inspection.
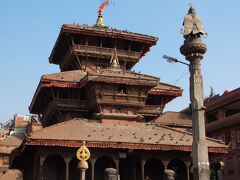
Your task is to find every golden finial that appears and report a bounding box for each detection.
[96,13,105,27]
[76,141,91,169]
[96,0,112,27]
[110,49,120,68]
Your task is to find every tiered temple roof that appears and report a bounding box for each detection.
[49,24,158,64]
[26,119,227,153]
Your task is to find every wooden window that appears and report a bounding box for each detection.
[225,108,240,117]
[238,156,240,171]
[88,36,99,46]
[117,85,127,94]
[102,38,113,48]
[116,40,128,50]
[227,157,233,173]
[225,130,231,145]
[206,111,218,123]
[74,35,85,45]
[130,42,142,52]
[236,129,240,144]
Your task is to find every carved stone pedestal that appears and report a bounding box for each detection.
[78,161,88,180]
[164,169,175,180]
[104,168,118,180]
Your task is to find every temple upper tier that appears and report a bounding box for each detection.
[49,24,158,71]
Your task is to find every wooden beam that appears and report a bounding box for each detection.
[75,54,82,70]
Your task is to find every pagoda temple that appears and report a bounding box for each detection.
[0,8,228,180]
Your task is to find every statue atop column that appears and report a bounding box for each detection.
[181,4,207,39]
[180,4,207,60]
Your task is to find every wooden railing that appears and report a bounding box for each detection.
[140,105,162,114]
[98,92,146,106]
[73,45,142,60]
[42,98,87,120]
[56,98,86,109]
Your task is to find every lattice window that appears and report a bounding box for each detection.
[227,157,233,173]
[238,156,240,171]
[236,129,240,144]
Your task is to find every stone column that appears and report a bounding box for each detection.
[104,168,118,180]
[217,161,224,180]
[64,158,71,180]
[164,169,175,180]
[33,154,39,180]
[114,158,119,174]
[141,159,146,180]
[186,162,191,180]
[78,161,88,180]
[181,37,210,180]
[90,159,96,180]
[132,159,136,180]
[39,156,45,180]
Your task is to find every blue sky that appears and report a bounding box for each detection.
[0,1,239,122]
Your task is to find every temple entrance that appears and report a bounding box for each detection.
[119,155,141,180]
[69,156,91,180]
[42,155,66,180]
[144,158,165,180]
[95,156,116,180]
[167,159,187,180]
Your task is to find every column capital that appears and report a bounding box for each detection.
[186,161,192,167]
[64,157,71,164]
[90,158,96,164]
[141,158,146,165]
[39,156,46,166]
[162,160,169,169]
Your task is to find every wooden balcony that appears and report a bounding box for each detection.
[42,98,87,121]
[206,112,240,132]
[57,98,86,109]
[73,45,142,61]
[97,93,146,107]
[139,105,163,115]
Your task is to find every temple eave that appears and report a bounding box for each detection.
[25,140,228,153]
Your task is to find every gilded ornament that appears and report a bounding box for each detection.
[76,141,91,161]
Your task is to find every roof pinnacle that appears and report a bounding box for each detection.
[96,13,105,27]
[209,86,216,97]
[96,0,112,27]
